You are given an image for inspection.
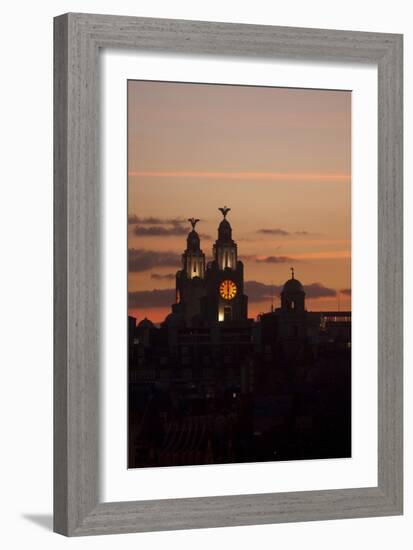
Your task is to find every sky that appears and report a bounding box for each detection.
[128,80,351,323]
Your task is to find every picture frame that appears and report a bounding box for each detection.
[53,13,403,536]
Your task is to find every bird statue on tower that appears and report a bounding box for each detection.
[218,206,231,218]
[188,217,200,230]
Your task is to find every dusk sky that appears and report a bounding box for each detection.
[128,80,351,323]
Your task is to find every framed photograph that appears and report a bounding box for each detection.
[54,13,403,536]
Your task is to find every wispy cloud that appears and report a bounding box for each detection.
[128,215,187,226]
[246,250,348,262]
[244,280,337,303]
[255,255,298,264]
[134,225,188,237]
[151,273,176,281]
[305,283,337,298]
[128,171,350,182]
[128,289,175,308]
[257,228,290,236]
[244,281,281,303]
[129,214,210,239]
[257,228,312,237]
[128,249,181,272]
[129,280,338,309]
[292,250,350,260]
[340,288,351,296]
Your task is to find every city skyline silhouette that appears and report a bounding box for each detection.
[128,80,351,323]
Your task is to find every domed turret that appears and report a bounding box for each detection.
[137,317,155,330]
[283,277,304,293]
[187,229,200,251]
[173,217,206,326]
[181,218,205,280]
[281,268,305,313]
[213,206,238,270]
[218,218,232,242]
[136,317,155,346]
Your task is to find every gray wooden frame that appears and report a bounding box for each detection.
[54,13,403,536]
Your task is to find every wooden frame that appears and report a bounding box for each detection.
[54,13,403,536]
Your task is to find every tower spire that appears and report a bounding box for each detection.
[290,266,295,279]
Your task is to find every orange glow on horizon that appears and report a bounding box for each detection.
[128,295,351,325]
[128,170,350,182]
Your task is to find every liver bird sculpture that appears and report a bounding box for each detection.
[188,217,200,230]
[218,206,231,218]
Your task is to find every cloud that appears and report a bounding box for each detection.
[257,228,290,236]
[130,215,187,237]
[255,255,297,264]
[340,288,351,296]
[151,273,176,280]
[128,280,338,308]
[129,215,211,239]
[244,280,337,303]
[128,288,175,308]
[244,281,281,303]
[257,228,311,236]
[134,225,211,239]
[134,225,188,237]
[304,283,337,298]
[128,249,181,272]
[239,254,257,262]
[292,250,350,260]
[128,215,186,226]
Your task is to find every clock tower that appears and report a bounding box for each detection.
[173,218,206,325]
[201,207,248,323]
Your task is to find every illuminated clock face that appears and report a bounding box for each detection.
[219,279,237,300]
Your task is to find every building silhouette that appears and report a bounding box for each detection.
[171,208,248,325]
[128,207,351,468]
[172,217,206,325]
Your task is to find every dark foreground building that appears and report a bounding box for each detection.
[128,208,351,468]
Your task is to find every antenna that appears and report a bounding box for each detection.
[290,266,295,279]
[270,281,274,312]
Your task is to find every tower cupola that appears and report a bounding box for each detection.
[182,218,205,279]
[281,267,306,313]
[187,229,201,251]
[214,206,238,270]
[218,218,232,242]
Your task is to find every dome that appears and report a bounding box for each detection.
[187,229,200,251]
[282,277,304,293]
[163,312,183,327]
[137,317,154,329]
[218,218,232,241]
[281,270,306,312]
